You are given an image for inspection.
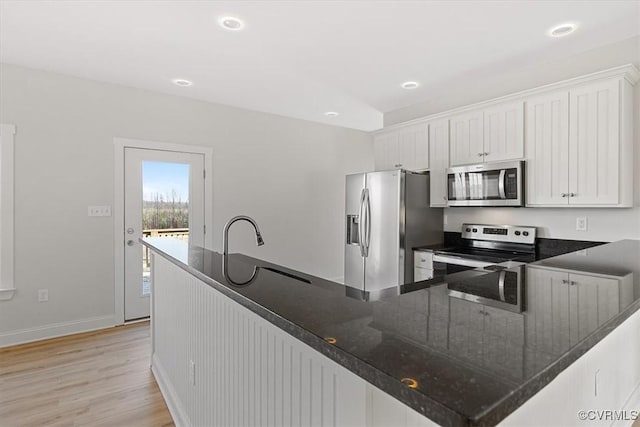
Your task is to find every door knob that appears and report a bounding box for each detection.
[127,240,135,246]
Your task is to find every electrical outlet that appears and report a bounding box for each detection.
[88,206,112,217]
[576,217,588,231]
[189,360,196,386]
[38,289,49,302]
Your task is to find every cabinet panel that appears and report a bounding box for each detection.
[525,91,570,206]
[374,125,428,171]
[449,110,484,166]
[569,80,620,205]
[483,101,524,162]
[428,119,449,207]
[398,124,429,171]
[373,132,399,171]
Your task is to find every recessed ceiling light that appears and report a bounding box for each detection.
[549,23,577,37]
[324,111,339,117]
[172,79,193,87]
[401,81,419,90]
[219,16,244,31]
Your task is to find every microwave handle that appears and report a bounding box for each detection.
[498,169,506,199]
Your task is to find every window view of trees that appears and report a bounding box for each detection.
[143,190,188,230]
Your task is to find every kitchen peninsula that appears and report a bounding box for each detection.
[142,238,640,427]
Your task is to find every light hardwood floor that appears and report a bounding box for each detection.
[0,321,174,427]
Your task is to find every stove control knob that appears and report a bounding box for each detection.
[472,228,478,233]
[514,231,521,236]
[466,227,471,232]
[523,231,529,237]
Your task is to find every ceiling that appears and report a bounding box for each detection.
[1,1,638,131]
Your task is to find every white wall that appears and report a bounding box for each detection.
[0,63,373,340]
[388,36,640,242]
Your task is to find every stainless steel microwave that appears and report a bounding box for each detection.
[446,160,524,207]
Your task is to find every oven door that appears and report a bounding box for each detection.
[447,160,524,207]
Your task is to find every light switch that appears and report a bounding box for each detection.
[88,206,112,217]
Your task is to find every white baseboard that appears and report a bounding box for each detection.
[151,353,188,427]
[328,276,345,284]
[0,314,116,348]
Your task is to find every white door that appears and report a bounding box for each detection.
[483,101,524,162]
[525,91,570,206]
[449,110,484,166]
[124,148,205,320]
[568,79,620,205]
[428,119,449,207]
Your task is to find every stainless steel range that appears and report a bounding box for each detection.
[432,223,537,273]
[424,223,537,313]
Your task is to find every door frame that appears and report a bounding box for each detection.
[114,137,213,325]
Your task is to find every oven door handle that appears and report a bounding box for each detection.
[498,169,506,199]
[432,254,492,269]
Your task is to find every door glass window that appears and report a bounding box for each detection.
[141,161,190,295]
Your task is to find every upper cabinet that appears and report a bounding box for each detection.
[374,123,428,171]
[374,65,637,208]
[449,110,484,166]
[483,101,524,162]
[449,101,524,166]
[428,119,450,207]
[526,78,633,207]
[568,80,621,205]
[525,91,570,206]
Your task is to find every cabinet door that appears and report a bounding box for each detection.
[449,110,484,166]
[428,119,449,207]
[568,80,620,205]
[525,91,570,206]
[373,132,399,171]
[483,101,524,162]
[397,124,429,171]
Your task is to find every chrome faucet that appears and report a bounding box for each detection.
[222,215,264,256]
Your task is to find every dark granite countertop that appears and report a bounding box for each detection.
[142,238,640,426]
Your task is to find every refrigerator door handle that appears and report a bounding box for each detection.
[363,188,371,257]
[358,189,366,257]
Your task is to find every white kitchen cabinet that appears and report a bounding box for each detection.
[483,101,524,162]
[449,102,523,167]
[374,124,428,171]
[526,78,633,207]
[525,91,570,206]
[449,110,484,166]
[413,250,434,281]
[373,132,398,171]
[568,79,621,205]
[427,119,449,207]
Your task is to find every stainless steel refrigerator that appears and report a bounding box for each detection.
[344,170,443,292]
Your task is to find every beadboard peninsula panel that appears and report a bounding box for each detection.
[150,254,434,427]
